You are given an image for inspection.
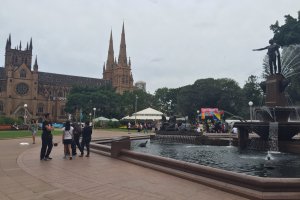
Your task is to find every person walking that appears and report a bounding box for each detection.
[62,121,74,160]
[127,122,131,134]
[79,121,92,157]
[30,119,38,144]
[40,113,54,161]
[72,123,83,156]
[143,122,148,133]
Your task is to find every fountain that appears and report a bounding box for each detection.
[235,44,300,150]
[89,44,300,199]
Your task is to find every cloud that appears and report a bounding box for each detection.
[1,0,299,93]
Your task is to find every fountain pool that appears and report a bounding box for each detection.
[131,139,300,178]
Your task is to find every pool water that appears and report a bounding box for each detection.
[131,139,300,178]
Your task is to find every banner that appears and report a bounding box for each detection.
[200,108,223,120]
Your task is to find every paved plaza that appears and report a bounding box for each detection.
[0,130,249,200]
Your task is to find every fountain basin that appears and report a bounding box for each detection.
[234,121,300,140]
[90,137,300,200]
[255,107,296,122]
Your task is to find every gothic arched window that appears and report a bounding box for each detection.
[0,101,3,112]
[20,69,26,78]
[37,103,44,113]
[60,106,65,115]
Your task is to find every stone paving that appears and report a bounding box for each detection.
[0,130,249,200]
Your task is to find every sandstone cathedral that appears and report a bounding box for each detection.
[0,23,134,122]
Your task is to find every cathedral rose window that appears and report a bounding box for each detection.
[16,83,29,95]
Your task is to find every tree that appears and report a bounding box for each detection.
[270,12,300,46]
[65,85,121,120]
[177,78,245,121]
[153,87,179,115]
[242,75,263,107]
[121,90,154,116]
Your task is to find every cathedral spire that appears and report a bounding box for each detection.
[118,22,127,67]
[29,38,33,50]
[128,57,131,67]
[33,55,38,71]
[19,41,22,50]
[6,34,11,49]
[106,30,114,69]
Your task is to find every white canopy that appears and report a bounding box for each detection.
[122,107,164,121]
[93,116,110,122]
[110,118,119,122]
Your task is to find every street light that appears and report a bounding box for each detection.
[248,101,253,122]
[89,113,92,125]
[197,110,200,123]
[24,104,28,124]
[93,107,96,129]
[135,95,138,125]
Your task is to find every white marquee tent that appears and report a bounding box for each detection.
[122,107,164,121]
[93,116,110,122]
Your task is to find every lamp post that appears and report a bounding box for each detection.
[135,95,138,125]
[197,110,200,123]
[24,104,28,124]
[89,113,92,125]
[248,101,253,122]
[93,107,96,129]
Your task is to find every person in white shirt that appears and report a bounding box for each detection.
[232,127,238,134]
[62,121,74,160]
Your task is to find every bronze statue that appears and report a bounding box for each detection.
[253,39,281,75]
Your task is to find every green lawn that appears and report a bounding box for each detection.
[0,130,62,139]
[0,128,134,139]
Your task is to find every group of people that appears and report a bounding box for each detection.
[127,121,153,133]
[39,113,93,161]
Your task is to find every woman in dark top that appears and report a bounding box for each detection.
[79,121,92,157]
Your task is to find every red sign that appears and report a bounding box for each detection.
[201,108,219,113]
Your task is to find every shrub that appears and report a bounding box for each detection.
[0,116,20,125]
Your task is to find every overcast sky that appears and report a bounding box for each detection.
[0,0,299,93]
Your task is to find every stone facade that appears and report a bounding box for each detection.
[102,23,134,94]
[0,35,109,122]
[0,24,134,122]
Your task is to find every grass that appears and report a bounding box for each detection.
[0,129,62,139]
[0,127,140,139]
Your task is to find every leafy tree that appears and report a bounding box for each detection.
[177,78,245,121]
[270,11,300,46]
[242,75,263,107]
[121,89,154,115]
[153,87,179,115]
[65,85,121,120]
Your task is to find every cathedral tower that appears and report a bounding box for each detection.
[103,23,134,94]
[5,35,33,70]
